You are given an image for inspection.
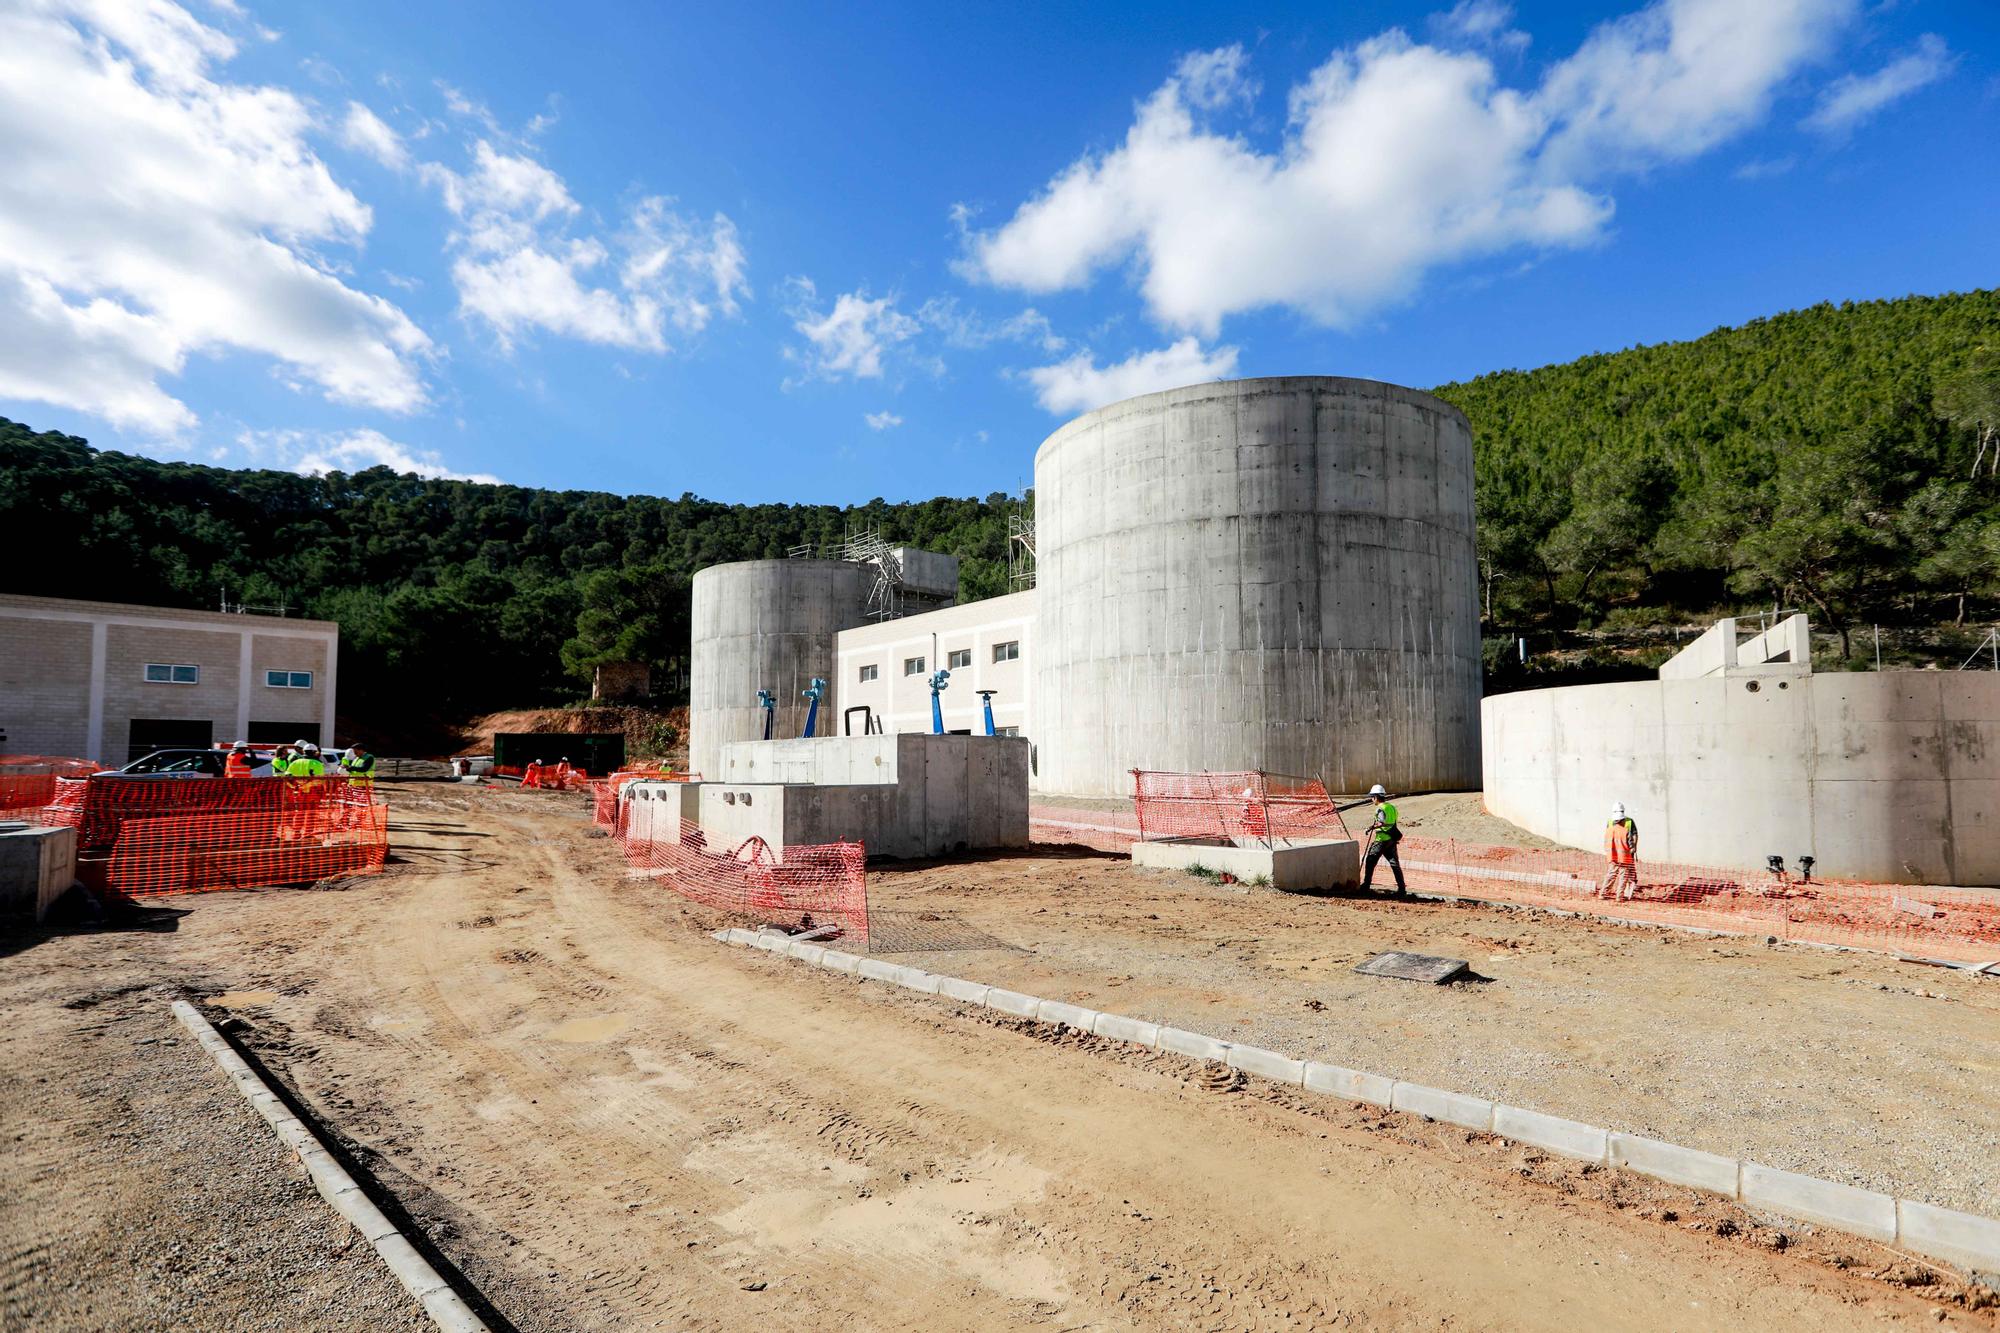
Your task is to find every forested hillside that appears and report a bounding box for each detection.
[2,289,1996,729]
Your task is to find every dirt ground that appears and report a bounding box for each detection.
[3,784,1995,1331]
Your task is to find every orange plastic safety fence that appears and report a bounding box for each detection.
[588,769,702,827]
[0,755,98,813]
[104,788,388,898]
[614,816,867,944]
[1392,836,2000,962]
[1129,770,1352,845]
[1029,804,1140,853]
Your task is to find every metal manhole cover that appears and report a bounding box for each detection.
[1354,951,1469,984]
[866,911,1018,954]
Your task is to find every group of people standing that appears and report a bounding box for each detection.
[220,740,375,789]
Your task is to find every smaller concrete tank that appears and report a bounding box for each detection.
[687,560,871,780]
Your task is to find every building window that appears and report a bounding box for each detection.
[903,656,926,676]
[947,648,971,669]
[858,663,879,683]
[265,670,314,689]
[996,726,1021,737]
[143,663,199,684]
[992,640,1021,663]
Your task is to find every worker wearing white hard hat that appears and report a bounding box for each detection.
[1360,784,1405,895]
[1601,801,1639,900]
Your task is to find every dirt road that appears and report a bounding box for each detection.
[4,785,1992,1329]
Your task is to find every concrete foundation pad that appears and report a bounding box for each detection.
[1130,836,1360,892]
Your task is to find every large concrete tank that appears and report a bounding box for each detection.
[688,560,870,780]
[1033,376,1481,797]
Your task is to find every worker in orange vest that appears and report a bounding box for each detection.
[1601,802,1640,900]
[554,756,574,789]
[522,758,545,789]
[224,741,255,778]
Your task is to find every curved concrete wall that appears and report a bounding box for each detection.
[688,560,870,781]
[1482,671,2000,886]
[1032,376,1482,797]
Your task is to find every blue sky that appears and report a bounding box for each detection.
[2,0,1995,505]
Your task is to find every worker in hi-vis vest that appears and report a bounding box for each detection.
[1359,783,1406,895]
[224,742,255,778]
[339,743,376,789]
[1601,802,1639,900]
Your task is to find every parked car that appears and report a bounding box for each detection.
[101,748,277,778]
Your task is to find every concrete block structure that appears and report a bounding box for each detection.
[1033,377,1481,797]
[1129,835,1361,892]
[1482,615,2000,885]
[698,733,1030,859]
[0,594,338,766]
[0,822,76,921]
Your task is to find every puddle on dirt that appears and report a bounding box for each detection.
[212,990,281,1008]
[547,1013,632,1043]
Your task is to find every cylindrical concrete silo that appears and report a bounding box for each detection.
[688,560,871,780]
[1032,376,1481,797]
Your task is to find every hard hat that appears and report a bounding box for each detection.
[1368,783,1387,797]
[303,742,320,753]
[1611,801,1626,818]
[232,741,249,751]
[294,738,310,749]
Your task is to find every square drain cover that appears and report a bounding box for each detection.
[1354,951,1469,984]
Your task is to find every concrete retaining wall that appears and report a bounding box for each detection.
[1033,376,1482,797]
[1482,670,2000,885]
[1129,836,1360,891]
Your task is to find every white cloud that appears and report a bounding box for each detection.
[965,0,1855,335]
[1025,337,1239,415]
[341,102,409,171]
[1428,1,1529,53]
[240,427,501,483]
[784,279,920,380]
[425,143,746,353]
[0,0,433,434]
[1803,33,1953,134]
[863,410,903,431]
[917,296,1066,353]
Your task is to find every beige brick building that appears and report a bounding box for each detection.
[0,594,338,766]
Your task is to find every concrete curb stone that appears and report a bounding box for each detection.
[1608,1132,1740,1196]
[1740,1162,1898,1243]
[1157,1027,1232,1062]
[983,988,1043,1018]
[1227,1045,1306,1086]
[1036,999,1100,1029]
[1303,1062,1393,1108]
[936,976,991,1005]
[1897,1200,2000,1274]
[855,957,903,984]
[1391,1082,1494,1132]
[1091,1013,1162,1048]
[817,949,863,974]
[1492,1105,1610,1164]
[894,966,943,994]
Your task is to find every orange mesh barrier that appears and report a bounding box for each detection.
[589,769,703,827]
[1030,804,1140,853]
[103,787,388,898]
[0,755,98,813]
[614,815,867,944]
[1130,770,1352,845]
[37,777,89,828]
[55,774,375,851]
[1394,836,2000,963]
